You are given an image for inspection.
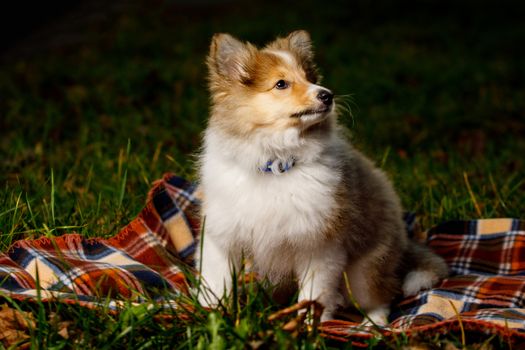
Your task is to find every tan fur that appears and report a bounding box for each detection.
[206,33,326,137]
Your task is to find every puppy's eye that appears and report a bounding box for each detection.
[275,80,289,90]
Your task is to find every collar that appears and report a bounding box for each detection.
[259,157,296,175]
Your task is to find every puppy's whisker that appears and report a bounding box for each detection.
[334,95,357,128]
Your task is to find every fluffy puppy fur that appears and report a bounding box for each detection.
[197,30,448,323]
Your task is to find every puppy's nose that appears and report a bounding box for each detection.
[317,89,333,106]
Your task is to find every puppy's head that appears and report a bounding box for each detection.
[207,30,335,137]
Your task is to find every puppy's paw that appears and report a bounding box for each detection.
[196,289,220,309]
[319,310,335,323]
[360,306,390,327]
[403,270,439,297]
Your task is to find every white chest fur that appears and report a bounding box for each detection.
[200,128,342,278]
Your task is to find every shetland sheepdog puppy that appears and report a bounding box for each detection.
[197,30,448,324]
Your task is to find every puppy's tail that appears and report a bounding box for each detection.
[401,241,449,297]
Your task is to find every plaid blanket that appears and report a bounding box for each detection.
[322,218,525,345]
[0,174,201,309]
[1,173,524,345]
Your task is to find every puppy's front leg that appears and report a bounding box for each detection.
[295,244,346,322]
[197,235,234,307]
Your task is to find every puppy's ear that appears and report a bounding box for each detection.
[208,33,253,82]
[286,30,313,61]
[267,30,320,83]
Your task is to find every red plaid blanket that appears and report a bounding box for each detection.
[1,173,524,344]
[322,218,525,345]
[0,174,200,309]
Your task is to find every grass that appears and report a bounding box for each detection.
[1,0,524,348]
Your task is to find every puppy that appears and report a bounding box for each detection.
[197,30,448,324]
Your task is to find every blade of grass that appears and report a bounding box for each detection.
[463,171,482,217]
[489,173,508,212]
[9,192,23,234]
[51,168,56,226]
[118,139,131,209]
[25,193,38,230]
[448,300,466,348]
[380,146,391,168]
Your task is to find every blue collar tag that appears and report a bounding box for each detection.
[260,157,296,175]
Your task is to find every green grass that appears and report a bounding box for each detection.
[1,0,524,348]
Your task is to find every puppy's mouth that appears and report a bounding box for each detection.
[290,106,330,119]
